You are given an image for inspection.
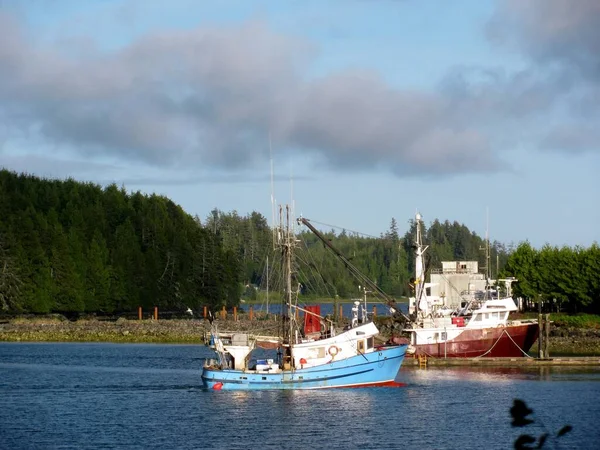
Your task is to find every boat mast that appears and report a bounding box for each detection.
[276,205,297,354]
[480,208,492,298]
[414,212,428,307]
[284,204,294,346]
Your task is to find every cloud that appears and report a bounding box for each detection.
[483,0,600,153]
[1,1,598,181]
[488,0,600,79]
[540,125,600,154]
[0,11,498,178]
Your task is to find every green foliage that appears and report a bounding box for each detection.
[291,216,503,300]
[550,313,600,329]
[2,169,597,317]
[0,170,242,314]
[510,399,572,449]
[503,242,600,313]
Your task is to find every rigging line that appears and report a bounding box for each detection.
[296,240,333,294]
[473,329,506,358]
[340,330,370,361]
[295,247,337,299]
[504,328,535,358]
[473,328,532,359]
[295,264,335,301]
[303,219,382,239]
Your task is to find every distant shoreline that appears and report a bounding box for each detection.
[1,316,599,356]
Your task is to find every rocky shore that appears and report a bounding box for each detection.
[0,316,211,344]
[1,315,599,356]
[0,315,283,344]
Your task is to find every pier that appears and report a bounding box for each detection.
[405,356,600,367]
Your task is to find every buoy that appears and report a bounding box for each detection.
[213,382,223,390]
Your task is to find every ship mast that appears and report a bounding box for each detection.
[413,212,428,308]
[284,205,294,347]
[479,208,492,298]
[276,204,298,368]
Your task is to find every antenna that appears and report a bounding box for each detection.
[269,131,275,228]
[479,207,492,292]
[270,131,277,248]
[290,158,295,233]
[486,207,490,281]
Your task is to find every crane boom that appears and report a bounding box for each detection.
[297,217,410,325]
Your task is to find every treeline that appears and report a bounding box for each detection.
[0,170,241,315]
[1,170,596,316]
[213,212,510,300]
[503,242,600,313]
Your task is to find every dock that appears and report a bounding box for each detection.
[404,356,600,367]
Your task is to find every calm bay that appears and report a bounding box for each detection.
[1,342,599,449]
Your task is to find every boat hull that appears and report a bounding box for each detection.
[413,323,539,358]
[202,344,407,390]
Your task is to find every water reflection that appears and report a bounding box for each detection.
[402,365,600,384]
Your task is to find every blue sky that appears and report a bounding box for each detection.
[1,0,598,247]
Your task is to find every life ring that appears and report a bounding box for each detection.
[328,345,339,357]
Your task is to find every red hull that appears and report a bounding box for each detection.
[415,323,539,358]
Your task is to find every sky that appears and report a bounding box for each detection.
[0,0,599,248]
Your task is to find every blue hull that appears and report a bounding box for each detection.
[202,345,407,390]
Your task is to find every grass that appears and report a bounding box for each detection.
[550,313,600,329]
[513,312,600,329]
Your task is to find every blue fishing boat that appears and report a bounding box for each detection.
[202,206,408,390]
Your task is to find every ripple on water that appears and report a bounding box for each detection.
[1,343,599,449]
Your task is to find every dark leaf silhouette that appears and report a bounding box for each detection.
[536,433,548,448]
[511,400,573,449]
[511,399,534,427]
[557,425,573,437]
[514,434,536,449]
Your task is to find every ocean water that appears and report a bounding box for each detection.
[1,342,599,449]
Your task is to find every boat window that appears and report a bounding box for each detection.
[473,314,482,322]
[358,340,365,353]
[433,332,439,340]
[441,332,447,341]
[367,337,374,349]
[493,312,499,319]
[485,313,490,320]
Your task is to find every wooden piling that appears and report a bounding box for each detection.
[544,313,551,359]
[339,305,343,320]
[138,306,142,321]
[538,300,543,359]
[154,306,158,321]
[373,305,377,318]
[249,306,253,321]
[203,306,207,319]
[221,306,226,320]
[233,306,237,322]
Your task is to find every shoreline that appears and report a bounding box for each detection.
[1,316,599,357]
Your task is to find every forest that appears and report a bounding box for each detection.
[0,169,598,315]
